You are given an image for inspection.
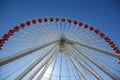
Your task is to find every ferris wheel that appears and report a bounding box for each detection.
[0,17,120,80]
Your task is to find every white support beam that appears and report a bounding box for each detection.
[14,43,58,80]
[59,52,62,80]
[28,46,60,80]
[49,54,58,80]
[64,48,88,80]
[66,39,120,58]
[0,39,60,66]
[68,55,88,80]
[37,46,60,80]
[72,45,120,80]
[65,44,103,80]
[64,53,71,80]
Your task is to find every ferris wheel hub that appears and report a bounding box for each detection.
[59,38,73,52]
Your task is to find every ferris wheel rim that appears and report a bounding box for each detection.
[0,17,119,54]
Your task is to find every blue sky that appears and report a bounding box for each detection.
[0,0,120,47]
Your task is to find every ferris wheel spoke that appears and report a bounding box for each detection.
[11,27,44,40]
[23,29,46,40]
[3,59,32,80]
[0,39,60,66]
[64,52,71,80]
[67,24,74,35]
[39,23,54,34]
[37,63,49,80]
[6,39,39,44]
[62,22,66,34]
[11,30,45,42]
[61,22,66,34]
[56,22,61,34]
[64,48,88,80]
[72,47,104,80]
[83,47,117,64]
[68,54,82,80]
[97,59,120,73]
[37,46,60,80]
[75,69,81,80]
[61,22,63,34]
[75,31,102,46]
[27,25,47,36]
[89,52,120,73]
[64,22,69,35]
[66,39,120,58]
[14,43,58,80]
[21,24,48,37]
[72,45,120,80]
[57,22,61,34]
[9,34,33,42]
[71,30,108,48]
[49,22,59,34]
[14,24,51,42]
[59,51,62,80]
[1,47,28,51]
[66,44,103,80]
[4,39,40,49]
[44,22,56,33]
[50,22,58,34]
[68,55,88,80]
[49,53,58,80]
[16,28,37,40]
[27,45,60,80]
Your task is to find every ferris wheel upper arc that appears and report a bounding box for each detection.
[0,17,120,63]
